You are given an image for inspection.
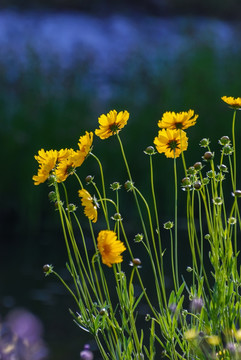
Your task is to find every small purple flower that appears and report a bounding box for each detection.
[80,344,94,360]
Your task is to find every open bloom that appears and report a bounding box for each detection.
[221,96,241,110]
[33,149,58,185]
[154,129,188,158]
[95,110,129,139]
[78,189,98,223]
[97,230,126,267]
[56,150,79,182]
[158,110,198,130]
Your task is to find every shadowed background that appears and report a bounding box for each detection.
[1,0,241,359]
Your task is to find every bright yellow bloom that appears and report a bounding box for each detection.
[56,151,79,182]
[34,149,58,165]
[221,96,241,109]
[154,129,188,158]
[158,110,198,130]
[95,110,129,139]
[33,149,58,185]
[57,148,73,162]
[78,131,93,157]
[97,230,126,267]
[78,189,98,223]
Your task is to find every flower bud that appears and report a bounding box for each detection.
[187,166,196,175]
[66,203,77,212]
[99,308,107,316]
[219,136,230,146]
[47,174,56,186]
[145,314,151,321]
[223,145,233,155]
[199,138,210,148]
[85,175,94,184]
[144,146,156,155]
[204,234,210,240]
[203,151,214,161]
[212,197,223,206]
[232,190,241,197]
[163,221,174,230]
[228,217,237,225]
[181,177,191,186]
[134,233,144,242]
[130,258,142,267]
[202,177,210,185]
[110,182,122,191]
[48,191,57,202]
[218,164,228,172]
[206,170,215,178]
[111,213,122,221]
[194,162,202,171]
[124,180,134,191]
[43,264,53,275]
[194,181,201,190]
[186,266,192,272]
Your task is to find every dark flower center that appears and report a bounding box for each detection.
[168,140,179,150]
[109,123,119,133]
[175,122,183,129]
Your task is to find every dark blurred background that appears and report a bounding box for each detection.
[1,0,241,359]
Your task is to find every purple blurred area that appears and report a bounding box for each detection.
[0,308,49,360]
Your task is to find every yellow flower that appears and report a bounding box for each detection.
[154,129,188,158]
[78,189,98,223]
[221,96,241,109]
[33,149,58,185]
[78,131,93,156]
[71,131,93,167]
[158,110,198,130]
[34,149,58,165]
[57,148,74,162]
[97,230,126,267]
[95,110,129,139]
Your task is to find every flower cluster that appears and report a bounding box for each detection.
[33,97,241,360]
[153,110,198,158]
[33,131,93,185]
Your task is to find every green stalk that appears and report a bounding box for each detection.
[173,154,179,289]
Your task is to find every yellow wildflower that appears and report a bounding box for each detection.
[158,110,198,130]
[34,149,58,165]
[221,96,241,109]
[78,131,93,157]
[78,189,98,223]
[154,129,188,158]
[33,149,58,185]
[56,152,78,182]
[57,148,74,162]
[97,230,126,267]
[95,110,129,139]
